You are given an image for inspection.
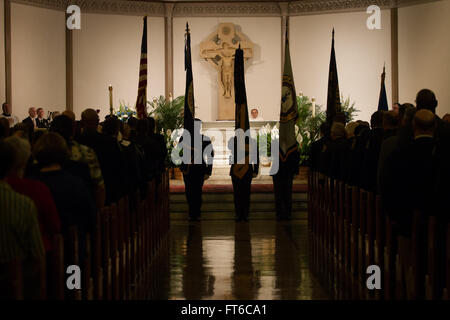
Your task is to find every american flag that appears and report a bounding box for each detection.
[136,17,147,119]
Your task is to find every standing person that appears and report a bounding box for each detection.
[180,23,214,221]
[23,107,37,130]
[271,27,300,220]
[4,136,61,252]
[1,102,20,128]
[35,108,49,129]
[230,46,258,222]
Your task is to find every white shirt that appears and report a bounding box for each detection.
[0,113,20,128]
[250,116,264,121]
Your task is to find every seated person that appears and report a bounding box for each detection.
[250,108,263,121]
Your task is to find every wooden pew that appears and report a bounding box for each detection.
[425,216,437,300]
[0,260,23,299]
[444,223,450,300]
[93,211,103,300]
[67,226,82,300]
[47,234,65,300]
[101,206,112,300]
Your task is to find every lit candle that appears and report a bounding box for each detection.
[299,91,303,98]
[311,97,316,117]
[108,84,113,115]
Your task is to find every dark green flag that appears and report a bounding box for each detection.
[232,46,251,179]
[326,29,341,125]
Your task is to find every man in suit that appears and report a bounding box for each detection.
[180,119,214,222]
[22,107,37,130]
[35,108,49,129]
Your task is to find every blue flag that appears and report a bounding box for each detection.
[378,66,389,111]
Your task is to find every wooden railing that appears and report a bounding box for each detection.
[0,171,170,300]
[308,170,450,300]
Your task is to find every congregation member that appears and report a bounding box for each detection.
[0,140,45,263]
[51,115,106,209]
[78,109,126,205]
[4,136,61,252]
[1,102,20,128]
[31,132,96,260]
[359,111,384,191]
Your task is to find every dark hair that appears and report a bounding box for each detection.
[127,116,138,128]
[102,117,120,137]
[416,89,437,113]
[383,111,400,129]
[50,115,73,141]
[370,110,384,128]
[0,140,14,178]
[136,119,148,136]
[33,132,68,166]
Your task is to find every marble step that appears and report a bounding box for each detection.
[169,192,308,215]
[170,211,307,221]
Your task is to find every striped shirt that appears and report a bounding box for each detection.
[0,181,45,263]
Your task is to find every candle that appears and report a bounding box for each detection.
[108,84,113,115]
[311,97,316,117]
[299,91,303,98]
[169,92,173,103]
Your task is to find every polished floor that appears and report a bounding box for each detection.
[151,219,328,300]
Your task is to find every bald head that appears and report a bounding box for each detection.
[81,108,99,129]
[331,122,346,140]
[416,89,438,114]
[413,109,435,138]
[62,110,75,121]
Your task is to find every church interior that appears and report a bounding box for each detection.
[0,0,450,303]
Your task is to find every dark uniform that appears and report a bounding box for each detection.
[272,145,300,220]
[180,135,213,221]
[229,136,259,222]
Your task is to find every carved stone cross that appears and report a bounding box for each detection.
[200,23,254,120]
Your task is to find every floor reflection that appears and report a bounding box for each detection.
[159,219,328,300]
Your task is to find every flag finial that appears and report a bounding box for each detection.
[332,28,335,39]
[186,22,190,33]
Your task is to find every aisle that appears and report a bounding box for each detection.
[151,220,328,300]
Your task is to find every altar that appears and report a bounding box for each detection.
[201,120,278,167]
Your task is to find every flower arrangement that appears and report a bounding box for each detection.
[114,101,137,122]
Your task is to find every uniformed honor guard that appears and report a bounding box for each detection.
[271,23,300,221]
[180,23,214,222]
[229,45,259,222]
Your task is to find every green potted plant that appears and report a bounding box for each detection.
[295,94,358,176]
[147,95,185,179]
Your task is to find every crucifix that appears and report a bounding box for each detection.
[200,23,254,120]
